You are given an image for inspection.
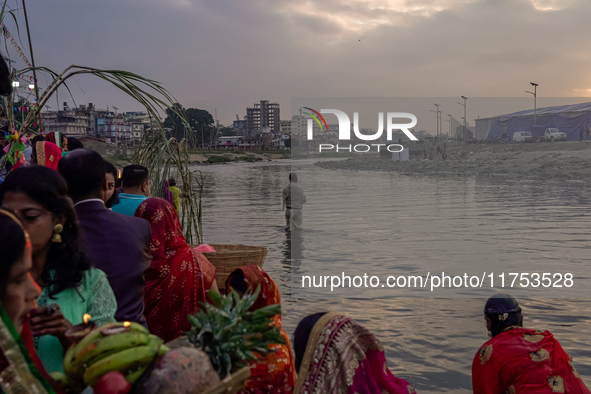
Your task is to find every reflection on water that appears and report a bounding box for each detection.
[196,159,591,392]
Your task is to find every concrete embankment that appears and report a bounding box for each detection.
[315,141,591,179]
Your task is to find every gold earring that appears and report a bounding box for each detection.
[52,224,63,243]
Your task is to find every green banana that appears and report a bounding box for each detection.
[127,322,149,335]
[125,364,149,384]
[63,322,148,377]
[64,326,108,376]
[158,344,170,356]
[83,343,160,387]
[69,332,151,380]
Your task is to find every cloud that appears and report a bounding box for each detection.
[8,0,590,125]
[529,0,580,11]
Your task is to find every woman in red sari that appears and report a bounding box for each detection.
[43,132,66,155]
[293,312,415,394]
[472,293,590,394]
[225,266,296,394]
[33,142,61,171]
[135,197,218,342]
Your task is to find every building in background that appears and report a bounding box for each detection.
[280,120,291,136]
[96,113,132,145]
[232,116,247,136]
[246,100,280,137]
[475,101,591,141]
[42,102,99,138]
[42,104,156,145]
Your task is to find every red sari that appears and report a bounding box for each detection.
[472,327,591,394]
[294,313,415,394]
[35,142,61,171]
[135,198,216,342]
[225,266,296,394]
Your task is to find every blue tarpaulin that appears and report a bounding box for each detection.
[475,102,591,141]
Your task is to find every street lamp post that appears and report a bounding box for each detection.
[443,118,450,137]
[526,82,538,126]
[447,114,452,137]
[431,103,441,138]
[429,109,440,138]
[457,96,467,140]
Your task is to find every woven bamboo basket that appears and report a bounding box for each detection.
[192,244,268,292]
[202,367,250,394]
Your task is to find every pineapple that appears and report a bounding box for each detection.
[186,285,286,377]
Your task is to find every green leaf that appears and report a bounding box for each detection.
[207,289,224,308]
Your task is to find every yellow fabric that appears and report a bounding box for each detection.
[170,186,181,212]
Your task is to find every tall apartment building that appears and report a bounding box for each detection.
[246,100,280,137]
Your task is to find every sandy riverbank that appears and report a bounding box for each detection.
[315,141,591,179]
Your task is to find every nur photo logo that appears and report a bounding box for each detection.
[303,107,418,152]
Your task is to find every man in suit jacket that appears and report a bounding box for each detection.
[58,150,152,326]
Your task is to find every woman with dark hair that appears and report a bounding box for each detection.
[103,161,119,208]
[225,265,296,394]
[0,166,117,373]
[292,312,327,374]
[0,209,59,394]
[66,137,83,151]
[293,313,415,394]
[134,197,217,342]
[29,135,45,165]
[472,293,590,393]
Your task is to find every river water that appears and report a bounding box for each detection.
[196,158,591,392]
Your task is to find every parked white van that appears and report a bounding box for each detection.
[513,131,532,142]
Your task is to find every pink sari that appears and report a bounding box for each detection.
[294,313,415,394]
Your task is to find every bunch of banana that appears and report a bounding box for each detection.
[63,322,169,388]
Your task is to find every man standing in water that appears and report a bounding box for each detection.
[282,172,306,231]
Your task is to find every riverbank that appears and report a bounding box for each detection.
[315,141,591,179]
[188,151,288,164]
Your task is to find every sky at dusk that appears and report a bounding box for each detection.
[5,0,591,127]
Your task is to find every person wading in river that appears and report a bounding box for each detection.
[282,172,306,231]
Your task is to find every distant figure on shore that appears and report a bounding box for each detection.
[112,164,150,216]
[282,172,306,231]
[472,293,591,394]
